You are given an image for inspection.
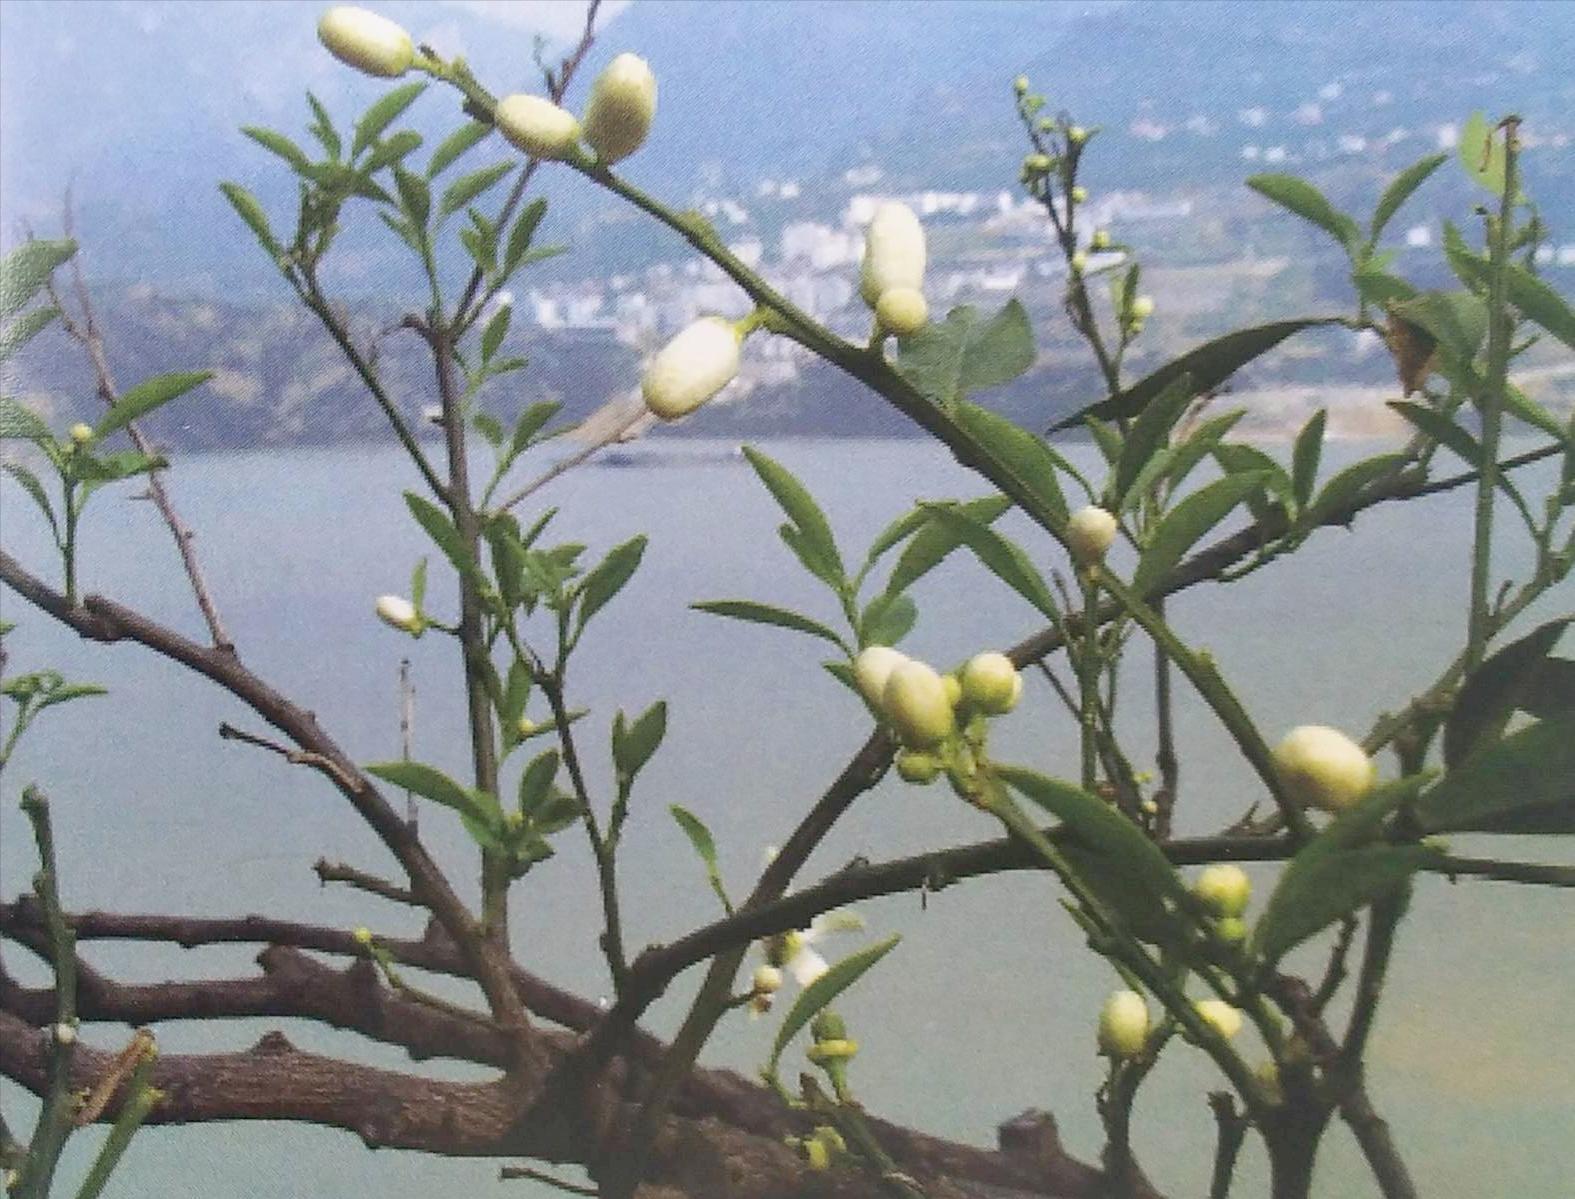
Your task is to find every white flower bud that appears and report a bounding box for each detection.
[883,659,955,749]
[68,422,93,446]
[641,317,741,421]
[853,645,908,709]
[1066,505,1118,562]
[375,594,421,634]
[859,202,926,307]
[1070,251,1089,274]
[317,6,414,78]
[494,94,581,160]
[1273,725,1376,813]
[1130,294,1156,321]
[1193,864,1251,917]
[1097,990,1149,1059]
[959,651,1021,715]
[753,964,783,995]
[1069,125,1089,144]
[874,287,928,335]
[582,52,657,164]
[1195,999,1244,1040]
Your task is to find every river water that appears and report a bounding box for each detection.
[1,437,1570,1197]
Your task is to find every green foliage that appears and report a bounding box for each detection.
[741,447,844,589]
[670,804,731,913]
[0,238,76,321]
[1444,617,1573,767]
[765,935,900,1083]
[692,600,851,654]
[896,299,1035,406]
[1246,173,1358,250]
[1132,473,1265,597]
[1418,710,1575,834]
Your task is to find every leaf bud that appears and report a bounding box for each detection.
[1069,125,1089,144]
[494,94,581,160]
[1193,863,1251,917]
[317,6,414,78]
[1097,989,1149,1059]
[641,317,741,420]
[882,659,955,749]
[895,749,942,784]
[68,422,93,446]
[859,202,926,307]
[1071,185,1088,203]
[582,52,657,164]
[1065,505,1118,562]
[959,651,1021,715]
[1272,725,1376,813]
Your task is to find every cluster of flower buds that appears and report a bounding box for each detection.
[855,646,1023,787]
[1272,724,1376,813]
[1193,863,1251,944]
[1097,989,1150,1060]
[374,594,423,636]
[860,202,929,337]
[1065,504,1119,564]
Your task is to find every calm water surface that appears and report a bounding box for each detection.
[1,438,1570,1197]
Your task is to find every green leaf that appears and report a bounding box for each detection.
[361,129,423,174]
[305,92,341,159]
[1290,409,1327,508]
[884,493,1012,596]
[766,935,900,1080]
[1247,173,1359,249]
[1253,845,1436,962]
[1457,111,1516,199]
[394,167,431,227]
[1418,710,1575,834]
[670,805,732,914]
[427,120,492,178]
[365,760,487,819]
[922,504,1057,618]
[1113,375,1194,506]
[352,81,427,160]
[741,447,843,586]
[1159,410,1246,493]
[1051,319,1341,431]
[473,412,505,446]
[691,600,850,653]
[1520,660,1575,721]
[1389,402,1534,529]
[858,592,916,648]
[242,125,313,173]
[1,462,58,539]
[575,535,647,635]
[503,198,549,278]
[953,403,1069,525]
[1389,290,1488,362]
[1502,260,1575,352]
[1305,452,1408,527]
[0,238,76,321]
[613,701,668,785]
[863,506,935,569]
[896,298,1035,405]
[1445,617,1573,767]
[0,397,55,443]
[404,492,476,580]
[0,305,61,364]
[94,371,212,441]
[1369,152,1448,243]
[1503,384,1565,441]
[439,161,516,220]
[503,401,561,466]
[1132,472,1266,597]
[480,304,512,363]
[219,183,280,257]
[517,749,560,815]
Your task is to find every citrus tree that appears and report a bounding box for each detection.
[2,6,1572,1199]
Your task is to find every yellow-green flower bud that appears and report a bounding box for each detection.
[753,964,783,995]
[1090,229,1111,250]
[494,93,581,160]
[1215,916,1248,944]
[1066,504,1118,562]
[1013,75,1030,95]
[317,6,414,78]
[1254,1059,1284,1104]
[882,659,955,749]
[805,1137,831,1171]
[641,317,741,421]
[517,716,540,737]
[854,645,909,709]
[895,749,942,784]
[375,594,421,635]
[1023,152,1053,174]
[1069,125,1089,144]
[811,1010,846,1042]
[1130,294,1156,321]
[1193,864,1251,917]
[1272,725,1376,813]
[582,52,657,164]
[1097,989,1149,1059]
[806,1037,859,1063]
[813,1126,847,1156]
[1195,999,1244,1040]
[1071,184,1088,203]
[859,202,926,307]
[53,1022,77,1046]
[68,422,93,445]
[1070,250,1089,274]
[959,651,1021,715]
[941,673,963,707]
[352,925,373,946]
[874,286,928,335]
[1037,117,1056,133]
